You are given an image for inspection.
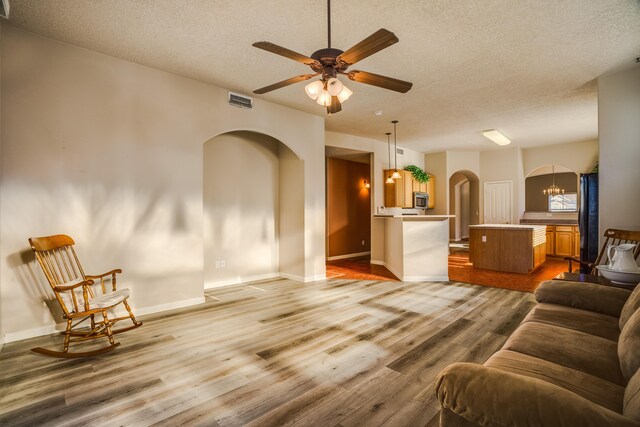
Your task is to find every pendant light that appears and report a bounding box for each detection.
[391,120,401,179]
[385,132,394,184]
[543,165,565,195]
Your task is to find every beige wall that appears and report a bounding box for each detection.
[598,65,640,236]
[0,26,325,341]
[278,144,305,279]
[425,152,448,215]
[522,140,598,177]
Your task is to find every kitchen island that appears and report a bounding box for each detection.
[372,215,454,281]
[469,224,546,273]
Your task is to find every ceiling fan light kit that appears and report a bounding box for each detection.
[252,0,412,114]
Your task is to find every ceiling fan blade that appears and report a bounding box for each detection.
[327,96,342,114]
[253,74,318,94]
[337,29,399,66]
[252,41,321,67]
[347,70,413,93]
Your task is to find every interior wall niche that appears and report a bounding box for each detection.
[203,131,304,287]
[525,172,578,211]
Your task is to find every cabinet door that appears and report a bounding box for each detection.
[419,182,427,193]
[412,179,421,194]
[402,171,413,207]
[426,177,436,209]
[546,230,555,256]
[555,231,573,257]
[384,169,398,207]
[573,226,580,257]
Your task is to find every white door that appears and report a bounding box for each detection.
[484,181,512,224]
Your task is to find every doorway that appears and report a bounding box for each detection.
[448,170,480,242]
[484,180,513,224]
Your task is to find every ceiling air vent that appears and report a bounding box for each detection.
[228,92,252,110]
[0,0,10,19]
[396,148,404,155]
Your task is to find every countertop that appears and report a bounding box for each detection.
[469,224,546,230]
[373,214,455,220]
[520,219,578,225]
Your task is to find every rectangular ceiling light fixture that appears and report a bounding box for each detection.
[482,129,511,146]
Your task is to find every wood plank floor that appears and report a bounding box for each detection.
[0,278,535,426]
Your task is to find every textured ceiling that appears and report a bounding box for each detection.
[6,0,640,152]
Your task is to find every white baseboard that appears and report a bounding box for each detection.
[326,251,371,261]
[370,260,384,265]
[3,324,63,344]
[204,273,280,289]
[2,296,205,344]
[134,297,205,317]
[307,274,326,282]
[279,272,305,282]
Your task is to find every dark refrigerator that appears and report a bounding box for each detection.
[579,173,599,273]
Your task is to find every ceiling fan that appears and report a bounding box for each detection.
[252,0,413,114]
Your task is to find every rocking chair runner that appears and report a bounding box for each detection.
[29,234,142,358]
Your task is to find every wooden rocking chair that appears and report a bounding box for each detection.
[29,234,143,358]
[565,228,640,275]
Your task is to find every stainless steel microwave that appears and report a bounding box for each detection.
[413,192,429,209]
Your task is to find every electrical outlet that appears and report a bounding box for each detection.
[215,260,220,268]
[221,260,226,268]
[361,240,365,245]
[482,235,487,242]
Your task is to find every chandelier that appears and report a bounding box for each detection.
[543,165,565,196]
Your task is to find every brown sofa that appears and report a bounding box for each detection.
[435,280,640,426]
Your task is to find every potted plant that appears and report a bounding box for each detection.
[404,165,430,183]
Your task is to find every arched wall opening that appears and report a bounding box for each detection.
[203,131,304,288]
[449,170,480,241]
[524,164,578,214]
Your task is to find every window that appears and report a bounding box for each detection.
[549,193,577,212]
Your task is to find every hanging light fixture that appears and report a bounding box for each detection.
[385,132,394,184]
[391,120,401,179]
[543,165,565,195]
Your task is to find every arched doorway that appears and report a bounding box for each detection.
[203,131,304,288]
[449,170,480,241]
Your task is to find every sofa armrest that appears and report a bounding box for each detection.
[535,280,631,317]
[435,363,638,427]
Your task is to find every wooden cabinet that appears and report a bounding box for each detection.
[545,226,555,256]
[545,225,580,257]
[384,169,435,209]
[469,225,546,273]
[555,226,573,257]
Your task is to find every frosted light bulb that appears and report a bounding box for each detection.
[337,86,353,102]
[326,78,344,96]
[316,90,332,107]
[305,80,324,100]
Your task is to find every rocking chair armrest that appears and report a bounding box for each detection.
[563,256,595,269]
[86,269,122,279]
[54,279,94,292]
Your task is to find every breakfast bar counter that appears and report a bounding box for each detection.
[372,215,454,281]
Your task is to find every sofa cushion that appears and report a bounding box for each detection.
[535,280,631,317]
[523,303,620,341]
[619,308,640,382]
[485,349,624,413]
[625,368,640,422]
[502,321,625,385]
[620,285,640,330]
